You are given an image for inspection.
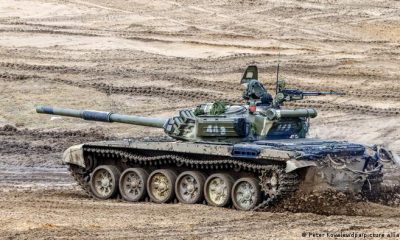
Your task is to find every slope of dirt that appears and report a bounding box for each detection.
[0,0,400,239]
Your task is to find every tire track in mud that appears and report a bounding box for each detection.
[0,169,71,185]
[0,21,114,34]
[93,82,215,101]
[0,26,308,66]
[68,0,247,37]
[0,62,116,75]
[182,63,399,83]
[155,71,400,102]
[0,27,100,37]
[1,72,400,116]
[44,75,217,101]
[3,21,394,79]
[145,53,399,82]
[0,72,34,80]
[123,36,312,52]
[0,125,108,140]
[0,64,237,99]
[1,41,396,83]
[2,60,400,101]
[1,23,305,53]
[0,125,110,158]
[262,82,400,101]
[144,59,399,87]
[150,74,243,92]
[0,210,268,239]
[0,73,218,102]
[1,13,112,24]
[288,100,400,116]
[0,21,137,38]
[0,188,286,239]
[1,222,244,239]
[1,189,400,239]
[1,59,397,86]
[0,125,114,168]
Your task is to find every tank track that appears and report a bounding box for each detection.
[68,164,92,197]
[254,167,299,211]
[67,146,300,210]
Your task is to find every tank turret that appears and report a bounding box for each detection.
[36,104,319,143]
[36,65,340,143]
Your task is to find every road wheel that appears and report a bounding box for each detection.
[119,168,149,202]
[204,173,234,207]
[147,169,177,203]
[175,171,206,204]
[90,165,121,199]
[232,177,261,210]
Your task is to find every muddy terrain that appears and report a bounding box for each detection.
[0,0,400,239]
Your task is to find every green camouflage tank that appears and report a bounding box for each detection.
[36,65,399,211]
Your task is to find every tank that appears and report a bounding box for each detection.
[35,65,399,211]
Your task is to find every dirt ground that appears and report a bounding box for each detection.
[1,0,400,239]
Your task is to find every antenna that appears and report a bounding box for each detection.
[275,26,282,95]
[275,63,280,94]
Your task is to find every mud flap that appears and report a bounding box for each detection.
[62,144,85,168]
[285,160,317,173]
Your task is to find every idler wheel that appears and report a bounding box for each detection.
[147,169,177,203]
[204,173,234,207]
[90,165,121,199]
[231,177,261,211]
[119,168,149,202]
[175,171,206,204]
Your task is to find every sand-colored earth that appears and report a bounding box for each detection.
[0,0,400,239]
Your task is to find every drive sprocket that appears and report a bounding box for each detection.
[254,166,299,211]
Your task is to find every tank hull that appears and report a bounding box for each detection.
[64,138,386,210]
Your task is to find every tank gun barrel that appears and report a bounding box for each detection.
[36,106,168,128]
